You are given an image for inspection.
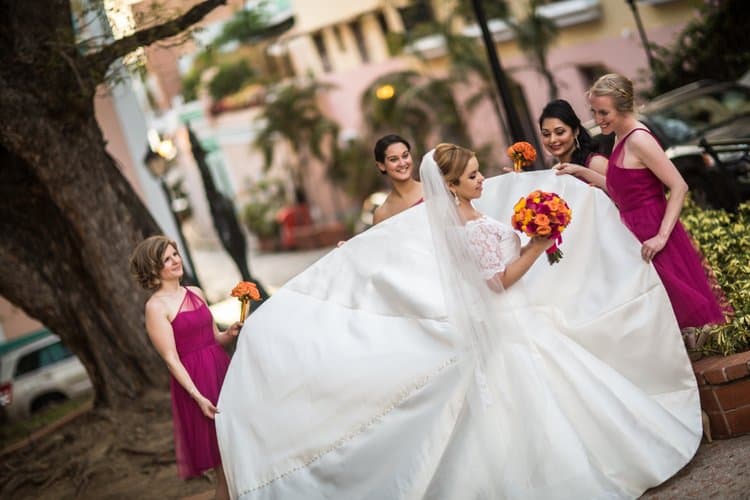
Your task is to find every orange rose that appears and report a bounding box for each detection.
[231,281,261,301]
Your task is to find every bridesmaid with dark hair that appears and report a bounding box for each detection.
[539,99,608,189]
[371,134,423,225]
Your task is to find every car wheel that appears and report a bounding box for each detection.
[31,393,68,414]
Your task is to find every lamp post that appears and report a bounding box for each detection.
[471,0,526,143]
[186,124,269,301]
[625,0,656,74]
[143,139,202,289]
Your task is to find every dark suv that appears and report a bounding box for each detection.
[590,80,750,210]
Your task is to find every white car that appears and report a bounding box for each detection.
[0,330,93,422]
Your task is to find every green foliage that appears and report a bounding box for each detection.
[208,60,256,100]
[253,79,338,189]
[241,179,286,238]
[649,0,750,96]
[360,70,471,157]
[506,0,559,100]
[212,8,270,46]
[681,199,750,355]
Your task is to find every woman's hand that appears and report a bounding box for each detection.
[530,235,555,252]
[641,234,668,262]
[226,321,243,337]
[553,162,581,176]
[194,392,220,419]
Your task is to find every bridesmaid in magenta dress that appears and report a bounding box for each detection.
[130,235,243,500]
[583,73,726,330]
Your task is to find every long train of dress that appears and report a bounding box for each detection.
[216,170,701,499]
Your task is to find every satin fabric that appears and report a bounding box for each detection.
[216,170,701,500]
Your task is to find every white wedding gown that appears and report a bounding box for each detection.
[216,170,701,500]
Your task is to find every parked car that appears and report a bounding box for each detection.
[0,329,93,423]
[587,80,750,210]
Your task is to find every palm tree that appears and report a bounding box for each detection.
[507,0,559,101]
[360,70,471,157]
[253,78,339,196]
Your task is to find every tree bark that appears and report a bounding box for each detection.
[0,0,226,409]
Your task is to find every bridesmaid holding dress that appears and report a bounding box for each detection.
[130,235,242,500]
[585,73,726,330]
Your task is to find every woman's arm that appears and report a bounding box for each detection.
[628,131,688,262]
[187,286,242,347]
[553,155,608,191]
[492,237,552,289]
[145,299,220,419]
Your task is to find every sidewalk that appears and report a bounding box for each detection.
[192,243,331,325]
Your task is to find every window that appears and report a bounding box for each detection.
[577,63,609,89]
[376,11,389,36]
[350,20,370,63]
[15,342,73,377]
[312,32,332,72]
[398,0,434,32]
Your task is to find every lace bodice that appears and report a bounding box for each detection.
[465,215,521,279]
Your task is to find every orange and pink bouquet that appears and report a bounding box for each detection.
[511,190,572,265]
[506,141,537,172]
[231,281,262,322]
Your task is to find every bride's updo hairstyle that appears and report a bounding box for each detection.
[587,73,634,113]
[433,143,476,186]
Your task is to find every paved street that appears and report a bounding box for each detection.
[192,241,332,325]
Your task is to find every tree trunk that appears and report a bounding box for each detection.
[0,0,226,409]
[0,114,166,408]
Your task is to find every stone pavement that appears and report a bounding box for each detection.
[642,434,750,499]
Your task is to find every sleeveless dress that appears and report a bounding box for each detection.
[170,288,231,478]
[606,128,725,329]
[216,171,702,499]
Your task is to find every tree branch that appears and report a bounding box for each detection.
[86,0,226,78]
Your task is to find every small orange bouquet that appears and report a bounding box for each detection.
[507,141,537,172]
[231,281,261,322]
[511,190,572,265]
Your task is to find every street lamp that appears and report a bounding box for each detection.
[143,133,202,289]
[186,124,269,301]
[625,0,656,74]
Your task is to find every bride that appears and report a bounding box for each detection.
[216,143,701,499]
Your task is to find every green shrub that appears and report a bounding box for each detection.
[208,60,256,101]
[681,199,750,355]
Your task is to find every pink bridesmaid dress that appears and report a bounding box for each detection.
[169,288,230,478]
[606,128,726,329]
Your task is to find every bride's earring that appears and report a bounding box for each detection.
[452,191,460,206]
[574,135,580,150]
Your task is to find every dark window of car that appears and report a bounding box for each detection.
[14,342,73,377]
[647,85,750,144]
